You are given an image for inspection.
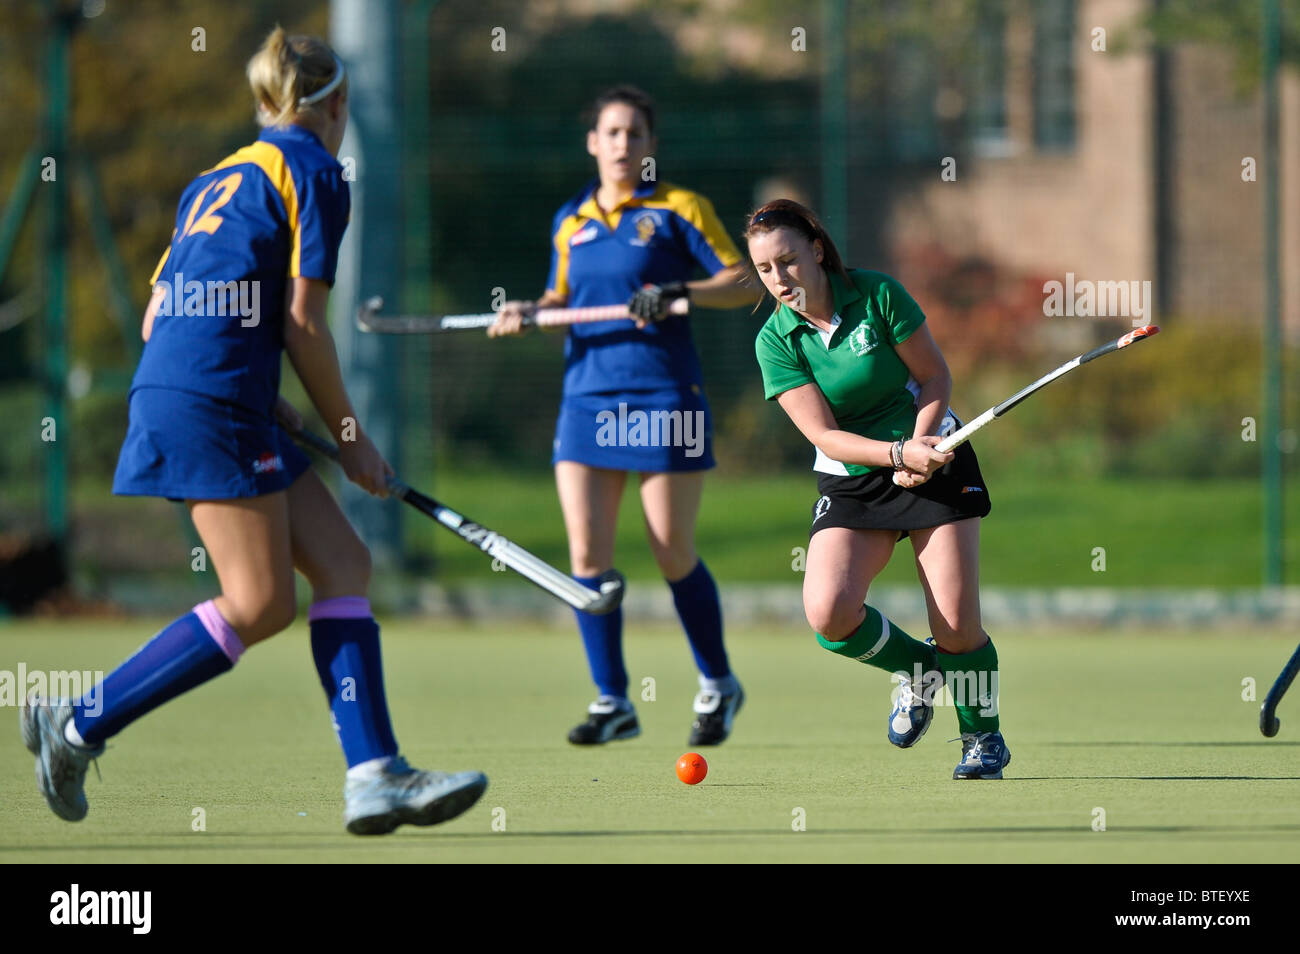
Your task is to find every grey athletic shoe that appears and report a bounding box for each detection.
[343,756,488,836]
[20,694,105,822]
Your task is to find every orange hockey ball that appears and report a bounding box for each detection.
[676,752,708,785]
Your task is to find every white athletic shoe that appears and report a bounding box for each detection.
[20,694,104,822]
[343,756,488,836]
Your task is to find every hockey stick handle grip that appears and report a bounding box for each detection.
[286,427,412,498]
[363,296,690,333]
[933,408,996,454]
[445,296,689,330]
[888,408,993,486]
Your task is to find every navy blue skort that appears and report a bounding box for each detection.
[113,387,311,501]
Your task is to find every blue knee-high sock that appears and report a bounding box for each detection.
[71,602,240,746]
[308,598,399,768]
[573,574,627,699]
[668,560,730,679]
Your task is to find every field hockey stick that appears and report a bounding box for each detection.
[355,295,690,334]
[1260,643,1300,737]
[893,324,1161,485]
[290,428,626,615]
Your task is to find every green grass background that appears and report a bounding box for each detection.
[4,471,1299,593]
[406,470,1300,586]
[2,621,1298,863]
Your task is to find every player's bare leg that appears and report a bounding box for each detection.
[802,526,896,638]
[556,461,625,577]
[806,527,941,748]
[910,517,987,654]
[188,492,296,646]
[638,470,702,581]
[286,468,371,600]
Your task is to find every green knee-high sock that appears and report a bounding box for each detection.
[936,639,1000,734]
[816,606,934,682]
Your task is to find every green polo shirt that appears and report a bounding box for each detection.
[754,269,925,476]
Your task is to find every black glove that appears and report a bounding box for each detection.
[627,281,689,322]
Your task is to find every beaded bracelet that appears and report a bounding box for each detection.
[891,439,905,470]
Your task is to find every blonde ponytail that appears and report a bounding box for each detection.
[246,26,346,128]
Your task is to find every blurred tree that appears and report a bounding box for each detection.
[0,0,327,378]
[1139,0,1300,90]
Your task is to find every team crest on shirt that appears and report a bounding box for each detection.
[847,322,879,356]
[629,210,663,247]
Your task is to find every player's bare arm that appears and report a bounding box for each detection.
[686,264,761,309]
[141,284,166,342]
[283,275,392,496]
[776,382,949,476]
[893,324,954,486]
[895,323,952,443]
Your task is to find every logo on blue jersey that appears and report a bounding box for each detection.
[569,224,599,247]
[629,210,663,247]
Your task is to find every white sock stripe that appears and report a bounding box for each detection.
[855,611,892,662]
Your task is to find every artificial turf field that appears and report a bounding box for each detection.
[1,619,1298,864]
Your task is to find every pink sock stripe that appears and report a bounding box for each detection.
[194,600,245,664]
[308,596,373,623]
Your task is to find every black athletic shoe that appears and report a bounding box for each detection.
[688,684,745,746]
[567,697,640,745]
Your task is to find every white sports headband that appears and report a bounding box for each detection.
[298,54,346,107]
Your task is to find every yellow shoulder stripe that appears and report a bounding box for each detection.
[550,214,590,297]
[642,183,742,268]
[148,233,174,287]
[209,141,302,275]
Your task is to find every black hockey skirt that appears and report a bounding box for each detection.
[809,441,991,540]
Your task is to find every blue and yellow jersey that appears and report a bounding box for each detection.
[131,124,349,416]
[546,178,741,396]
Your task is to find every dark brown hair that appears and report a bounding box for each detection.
[585,84,656,135]
[743,198,850,283]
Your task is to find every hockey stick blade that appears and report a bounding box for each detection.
[1260,643,1300,737]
